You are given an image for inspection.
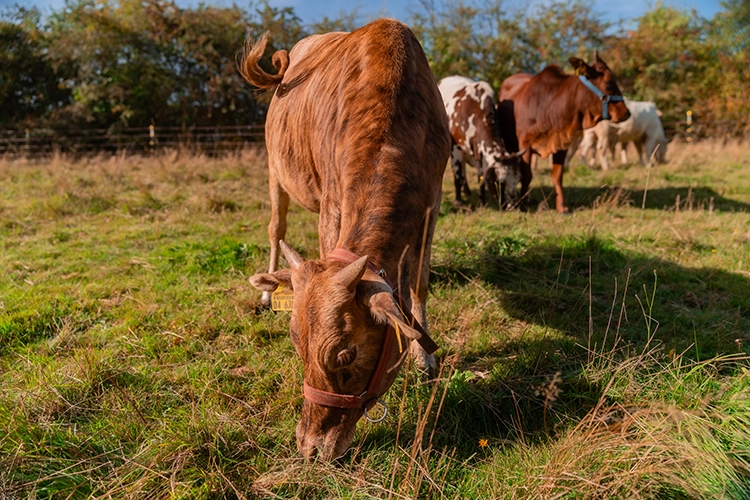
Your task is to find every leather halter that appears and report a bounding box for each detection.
[301,248,437,417]
[578,75,625,121]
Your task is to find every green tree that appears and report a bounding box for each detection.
[703,0,750,122]
[0,8,72,127]
[604,6,718,123]
[411,1,487,81]
[411,0,609,90]
[41,0,304,128]
[520,0,610,71]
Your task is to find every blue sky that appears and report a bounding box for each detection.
[2,0,723,24]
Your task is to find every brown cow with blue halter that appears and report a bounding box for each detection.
[239,19,450,461]
[497,52,630,213]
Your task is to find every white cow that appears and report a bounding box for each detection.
[569,98,668,169]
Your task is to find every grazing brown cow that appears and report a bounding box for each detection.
[497,53,630,213]
[438,75,524,208]
[240,19,450,460]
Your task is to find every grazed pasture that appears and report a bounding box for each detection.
[1,141,749,498]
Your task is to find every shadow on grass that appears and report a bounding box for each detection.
[558,185,749,213]
[444,176,750,213]
[360,235,750,466]
[432,235,749,357]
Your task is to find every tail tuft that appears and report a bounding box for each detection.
[238,32,288,89]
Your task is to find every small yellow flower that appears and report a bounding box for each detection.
[712,249,716,253]
[479,438,488,448]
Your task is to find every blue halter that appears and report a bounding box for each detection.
[578,75,625,121]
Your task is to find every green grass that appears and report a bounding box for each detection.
[1,142,749,499]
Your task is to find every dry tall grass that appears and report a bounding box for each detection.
[1,140,749,498]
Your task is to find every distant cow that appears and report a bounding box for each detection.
[438,76,523,208]
[240,19,449,461]
[570,98,668,169]
[568,119,617,170]
[497,53,630,212]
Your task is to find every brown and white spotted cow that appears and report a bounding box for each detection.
[438,76,523,208]
[240,19,450,460]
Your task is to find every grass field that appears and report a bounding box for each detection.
[1,141,749,499]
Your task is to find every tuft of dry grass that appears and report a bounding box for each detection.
[528,351,750,500]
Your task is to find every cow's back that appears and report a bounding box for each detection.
[498,67,585,157]
[498,73,532,102]
[265,20,448,216]
[616,99,665,143]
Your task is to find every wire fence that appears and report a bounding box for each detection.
[0,117,746,159]
[662,118,749,142]
[0,124,265,158]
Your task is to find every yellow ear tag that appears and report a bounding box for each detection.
[575,66,586,76]
[394,322,404,354]
[271,285,294,312]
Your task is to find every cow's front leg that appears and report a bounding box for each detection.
[483,167,499,207]
[478,169,486,205]
[551,150,569,213]
[408,200,440,377]
[596,133,610,171]
[643,135,659,168]
[450,145,468,203]
[634,141,645,166]
[262,170,290,307]
[619,142,628,165]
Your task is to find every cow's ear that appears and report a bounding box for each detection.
[369,291,408,324]
[249,268,292,292]
[569,57,588,76]
[368,292,426,345]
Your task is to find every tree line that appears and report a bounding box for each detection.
[1,0,748,134]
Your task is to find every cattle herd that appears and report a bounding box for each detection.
[239,19,668,460]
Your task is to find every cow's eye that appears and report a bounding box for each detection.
[336,346,358,367]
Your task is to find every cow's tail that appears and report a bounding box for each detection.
[239,32,289,89]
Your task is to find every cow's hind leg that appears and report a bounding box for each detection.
[551,150,569,213]
[262,168,290,307]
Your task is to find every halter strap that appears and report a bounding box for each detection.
[578,75,625,121]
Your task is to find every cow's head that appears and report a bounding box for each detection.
[250,241,429,460]
[570,52,630,125]
[655,139,669,165]
[483,149,525,209]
